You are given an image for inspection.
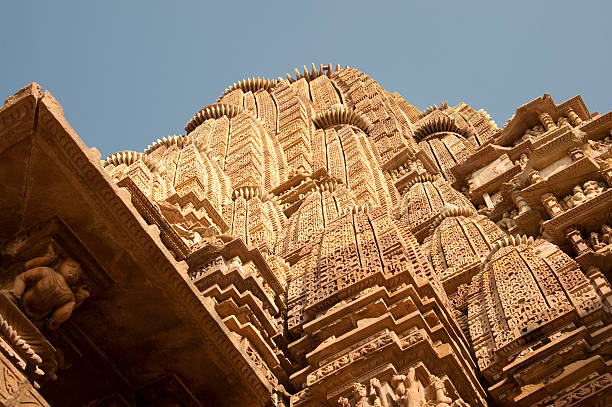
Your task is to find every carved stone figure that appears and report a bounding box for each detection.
[340,379,389,407]
[352,382,373,407]
[369,378,388,407]
[583,180,604,199]
[562,194,575,210]
[589,231,605,250]
[602,224,612,244]
[400,368,426,407]
[430,375,452,407]
[338,397,351,407]
[391,374,407,399]
[571,185,587,206]
[10,243,89,329]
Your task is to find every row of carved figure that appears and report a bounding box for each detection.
[560,180,607,210]
[587,224,612,251]
[514,115,578,147]
[336,368,469,407]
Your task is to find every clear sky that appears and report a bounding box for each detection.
[2,1,611,158]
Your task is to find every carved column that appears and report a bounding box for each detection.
[565,226,591,255]
[568,148,585,161]
[586,266,612,307]
[528,170,544,184]
[512,191,531,214]
[601,160,612,187]
[541,193,563,218]
[538,112,557,131]
[566,109,583,126]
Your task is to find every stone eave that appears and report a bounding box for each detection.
[0,84,276,406]
[495,94,590,147]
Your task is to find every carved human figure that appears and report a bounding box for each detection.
[391,374,407,400]
[583,180,602,199]
[352,382,372,407]
[11,243,89,329]
[430,375,452,407]
[337,397,351,407]
[571,185,587,207]
[562,195,575,210]
[600,224,612,245]
[400,368,426,407]
[369,378,389,407]
[589,232,605,251]
[346,380,388,407]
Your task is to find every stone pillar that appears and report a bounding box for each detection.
[512,191,531,214]
[602,168,612,187]
[586,266,612,307]
[601,159,612,187]
[541,193,563,218]
[567,109,583,126]
[528,170,544,184]
[538,112,557,131]
[568,148,584,161]
[565,226,591,255]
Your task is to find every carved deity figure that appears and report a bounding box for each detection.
[583,180,604,199]
[514,153,529,169]
[590,224,612,250]
[352,382,376,407]
[10,243,89,329]
[343,379,388,407]
[562,195,575,210]
[571,185,587,207]
[400,368,426,407]
[602,225,612,244]
[338,397,351,407]
[430,375,452,407]
[391,374,407,400]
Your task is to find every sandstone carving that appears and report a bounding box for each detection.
[11,243,89,329]
[1,67,611,407]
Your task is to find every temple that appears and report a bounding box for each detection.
[0,64,611,406]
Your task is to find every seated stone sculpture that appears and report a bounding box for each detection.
[589,231,605,251]
[571,185,587,207]
[561,195,574,210]
[583,180,602,199]
[11,243,89,329]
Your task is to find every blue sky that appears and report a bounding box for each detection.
[2,1,611,158]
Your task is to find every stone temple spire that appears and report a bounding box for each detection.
[0,66,611,406]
